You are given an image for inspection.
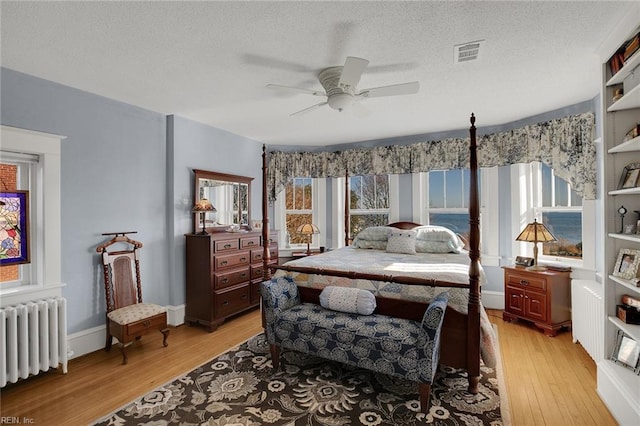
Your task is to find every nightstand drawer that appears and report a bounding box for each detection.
[506,272,546,291]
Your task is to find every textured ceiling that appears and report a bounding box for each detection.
[0,1,634,146]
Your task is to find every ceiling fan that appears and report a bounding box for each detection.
[267,56,420,116]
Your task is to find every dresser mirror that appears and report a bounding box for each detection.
[193,169,253,233]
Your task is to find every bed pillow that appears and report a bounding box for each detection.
[319,286,377,315]
[386,230,417,254]
[352,226,392,249]
[414,225,465,253]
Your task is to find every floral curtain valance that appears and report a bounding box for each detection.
[267,112,596,202]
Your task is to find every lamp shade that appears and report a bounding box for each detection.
[192,198,216,213]
[516,219,557,243]
[296,223,320,235]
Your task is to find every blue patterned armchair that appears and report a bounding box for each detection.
[261,275,449,413]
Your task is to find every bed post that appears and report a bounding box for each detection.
[467,113,481,393]
[344,168,350,247]
[262,144,271,280]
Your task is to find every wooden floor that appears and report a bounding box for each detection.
[1,308,617,425]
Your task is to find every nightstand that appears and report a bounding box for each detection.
[502,265,572,336]
[291,251,321,258]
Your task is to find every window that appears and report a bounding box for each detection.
[284,178,314,245]
[427,169,479,241]
[1,126,64,307]
[539,163,582,259]
[349,175,390,238]
[0,153,38,289]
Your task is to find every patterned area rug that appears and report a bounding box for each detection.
[94,333,507,425]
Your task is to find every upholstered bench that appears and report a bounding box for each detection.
[261,275,448,413]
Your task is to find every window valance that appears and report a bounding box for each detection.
[267,112,596,202]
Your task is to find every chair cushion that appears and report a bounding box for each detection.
[108,303,167,325]
[319,286,377,315]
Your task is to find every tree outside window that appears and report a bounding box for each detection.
[285,178,313,245]
[349,175,389,239]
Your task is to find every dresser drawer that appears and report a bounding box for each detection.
[215,239,239,252]
[240,236,260,249]
[214,267,251,289]
[506,272,546,291]
[251,264,265,280]
[215,251,250,270]
[215,285,250,318]
[251,248,264,263]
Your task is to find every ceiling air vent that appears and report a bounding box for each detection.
[454,40,484,63]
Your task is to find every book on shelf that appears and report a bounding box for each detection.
[623,33,640,61]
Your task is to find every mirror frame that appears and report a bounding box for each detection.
[193,169,253,233]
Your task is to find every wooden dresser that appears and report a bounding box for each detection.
[185,230,278,331]
[502,265,572,336]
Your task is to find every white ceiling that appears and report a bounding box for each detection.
[0,1,634,147]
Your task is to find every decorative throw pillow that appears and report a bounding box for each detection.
[386,230,417,254]
[319,286,377,315]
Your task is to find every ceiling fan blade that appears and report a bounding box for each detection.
[290,102,328,116]
[266,84,326,97]
[358,81,420,98]
[338,56,369,89]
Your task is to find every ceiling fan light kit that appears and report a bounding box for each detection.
[267,56,420,116]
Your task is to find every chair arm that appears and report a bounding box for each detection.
[420,291,449,339]
[418,291,449,376]
[260,276,301,343]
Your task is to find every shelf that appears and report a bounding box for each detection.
[608,135,640,153]
[607,48,640,86]
[609,274,640,292]
[608,232,640,243]
[608,187,640,196]
[608,80,640,112]
[608,316,640,342]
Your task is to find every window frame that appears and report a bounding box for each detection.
[347,174,397,242]
[274,177,325,252]
[0,126,65,307]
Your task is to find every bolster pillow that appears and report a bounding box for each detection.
[319,286,377,315]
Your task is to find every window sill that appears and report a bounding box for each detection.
[0,282,66,308]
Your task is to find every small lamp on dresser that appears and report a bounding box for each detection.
[516,219,557,271]
[192,198,216,235]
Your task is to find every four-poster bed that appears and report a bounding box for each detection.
[261,113,486,392]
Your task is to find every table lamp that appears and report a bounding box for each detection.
[515,219,557,271]
[296,223,320,255]
[192,198,216,235]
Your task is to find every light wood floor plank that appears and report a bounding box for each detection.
[0,308,618,425]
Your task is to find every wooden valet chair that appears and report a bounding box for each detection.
[96,232,169,364]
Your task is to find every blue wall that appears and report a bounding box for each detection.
[1,68,262,332]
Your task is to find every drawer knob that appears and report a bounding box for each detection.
[143,320,151,327]
[221,260,228,266]
[222,300,229,305]
[241,294,247,300]
[241,273,247,278]
[240,257,247,262]
[520,279,529,285]
[224,244,232,249]
[248,241,255,246]
[222,278,229,284]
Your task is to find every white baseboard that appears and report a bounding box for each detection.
[481,290,504,310]
[597,361,640,425]
[67,304,185,359]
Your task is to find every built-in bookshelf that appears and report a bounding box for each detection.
[599,11,640,425]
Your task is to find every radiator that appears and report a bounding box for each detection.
[0,297,68,387]
[571,280,604,362]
